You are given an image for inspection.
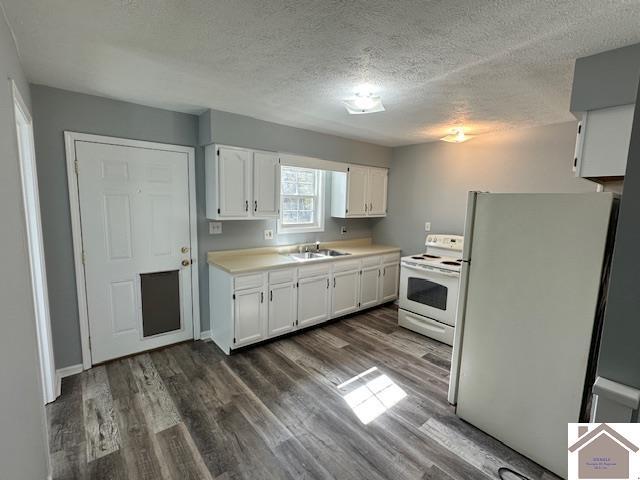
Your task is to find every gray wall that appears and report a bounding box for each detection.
[571,42,640,113]
[597,82,640,390]
[373,121,597,255]
[31,88,391,367]
[31,85,199,368]
[0,19,50,480]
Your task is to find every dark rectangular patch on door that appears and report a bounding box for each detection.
[141,270,181,337]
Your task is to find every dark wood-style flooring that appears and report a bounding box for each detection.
[47,305,558,479]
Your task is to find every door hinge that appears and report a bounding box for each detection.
[358,302,361,307]
[296,281,299,288]
[217,149,220,156]
[233,337,236,343]
[345,209,348,213]
[232,293,236,300]
[347,167,350,172]
[217,208,221,214]
[82,250,86,265]
[74,160,79,175]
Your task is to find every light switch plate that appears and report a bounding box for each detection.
[209,222,222,235]
[264,229,274,240]
[425,222,431,232]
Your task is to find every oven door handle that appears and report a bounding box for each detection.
[402,263,460,277]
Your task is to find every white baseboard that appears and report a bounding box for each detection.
[199,330,212,341]
[55,363,83,397]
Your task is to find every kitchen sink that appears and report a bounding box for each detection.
[316,249,350,257]
[285,249,351,261]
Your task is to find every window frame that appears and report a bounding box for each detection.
[277,166,325,234]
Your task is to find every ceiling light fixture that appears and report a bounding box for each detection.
[440,128,474,143]
[343,90,385,115]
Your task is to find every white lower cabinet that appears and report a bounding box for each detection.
[360,265,381,309]
[210,252,400,353]
[380,262,399,302]
[233,287,265,347]
[297,274,331,327]
[332,268,360,317]
[268,281,296,337]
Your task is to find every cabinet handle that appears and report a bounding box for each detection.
[378,269,381,277]
[326,278,329,289]
[333,277,336,288]
[383,267,386,276]
[254,200,258,212]
[370,202,373,212]
[260,291,264,303]
[270,290,273,302]
[364,203,368,212]
[245,200,249,212]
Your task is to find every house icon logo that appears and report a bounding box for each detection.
[568,424,639,479]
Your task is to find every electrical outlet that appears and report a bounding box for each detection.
[425,222,431,232]
[209,222,222,235]
[264,229,274,240]
[341,226,347,235]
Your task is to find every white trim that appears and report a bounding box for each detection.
[64,132,200,368]
[55,364,83,397]
[279,153,348,172]
[199,330,212,341]
[11,79,58,404]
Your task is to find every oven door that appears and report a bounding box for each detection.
[399,262,459,326]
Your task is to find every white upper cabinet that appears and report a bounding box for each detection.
[253,151,280,217]
[331,165,388,218]
[574,104,634,179]
[205,144,280,220]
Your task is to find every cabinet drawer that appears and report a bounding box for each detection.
[333,259,361,273]
[234,273,264,290]
[382,252,400,264]
[268,268,295,285]
[361,255,381,268]
[298,263,331,279]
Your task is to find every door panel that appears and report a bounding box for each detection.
[360,266,380,309]
[76,141,193,364]
[367,168,387,216]
[234,288,264,346]
[253,152,279,217]
[332,270,360,317]
[297,275,330,327]
[347,166,368,216]
[268,283,296,337]
[381,263,399,302]
[218,147,250,217]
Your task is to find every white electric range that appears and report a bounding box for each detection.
[398,234,463,346]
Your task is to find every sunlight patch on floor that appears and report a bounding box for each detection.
[338,367,407,425]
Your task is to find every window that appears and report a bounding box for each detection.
[278,165,324,234]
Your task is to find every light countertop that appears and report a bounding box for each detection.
[207,238,400,274]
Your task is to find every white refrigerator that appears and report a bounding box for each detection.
[448,192,618,479]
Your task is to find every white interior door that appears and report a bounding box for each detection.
[367,168,387,216]
[76,140,194,364]
[347,166,368,216]
[218,146,250,217]
[253,152,279,217]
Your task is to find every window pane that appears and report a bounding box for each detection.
[298,210,313,224]
[298,182,315,195]
[301,197,314,210]
[297,171,315,184]
[282,182,297,195]
[283,210,298,224]
[282,169,297,183]
[279,166,322,230]
[282,197,297,210]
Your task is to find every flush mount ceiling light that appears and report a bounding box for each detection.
[440,128,475,143]
[343,91,385,115]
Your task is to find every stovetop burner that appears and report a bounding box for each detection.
[411,256,425,260]
[423,254,441,259]
[441,260,461,266]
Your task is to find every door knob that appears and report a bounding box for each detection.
[181,259,191,267]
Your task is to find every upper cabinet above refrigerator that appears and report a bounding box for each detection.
[331,165,388,218]
[573,104,634,180]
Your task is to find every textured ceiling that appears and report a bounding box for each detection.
[3,0,640,146]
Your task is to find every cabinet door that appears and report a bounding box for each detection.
[346,165,368,216]
[360,266,380,309]
[218,147,251,217]
[268,282,296,337]
[233,287,264,347]
[332,269,360,317]
[380,262,399,302]
[297,275,330,328]
[367,168,388,216]
[253,152,280,217]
